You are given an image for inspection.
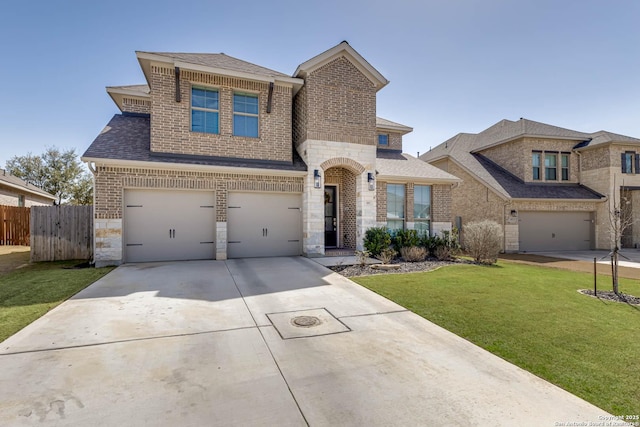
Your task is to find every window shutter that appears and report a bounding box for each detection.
[635,154,639,174]
[621,153,628,173]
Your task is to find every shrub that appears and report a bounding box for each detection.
[432,228,461,261]
[392,229,420,252]
[364,227,392,256]
[354,250,370,267]
[376,247,397,264]
[400,246,427,262]
[463,220,503,264]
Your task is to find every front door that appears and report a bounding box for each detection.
[324,186,337,247]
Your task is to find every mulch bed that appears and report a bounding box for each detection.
[578,289,640,305]
[329,258,465,277]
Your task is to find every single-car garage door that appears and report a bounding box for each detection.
[227,192,302,258]
[124,189,216,262]
[519,211,593,252]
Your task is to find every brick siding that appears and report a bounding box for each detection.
[122,98,151,114]
[294,56,376,146]
[149,66,292,163]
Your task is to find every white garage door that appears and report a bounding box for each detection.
[519,211,593,252]
[124,190,215,262]
[227,192,302,258]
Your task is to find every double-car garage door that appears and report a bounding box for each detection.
[518,211,593,252]
[124,190,301,262]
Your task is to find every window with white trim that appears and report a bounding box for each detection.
[191,87,219,134]
[233,92,259,138]
[387,183,405,231]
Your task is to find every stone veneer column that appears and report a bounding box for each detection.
[94,218,123,267]
[216,222,227,260]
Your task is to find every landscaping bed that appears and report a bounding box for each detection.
[330,258,461,277]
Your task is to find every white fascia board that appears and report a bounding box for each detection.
[0,181,56,200]
[513,197,605,203]
[376,124,413,134]
[106,86,150,98]
[80,157,308,178]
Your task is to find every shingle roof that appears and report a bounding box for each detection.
[376,151,460,183]
[82,114,307,172]
[420,118,610,200]
[583,130,640,148]
[139,52,290,79]
[376,117,413,133]
[474,154,602,199]
[0,169,56,200]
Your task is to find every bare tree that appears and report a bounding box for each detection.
[607,180,634,295]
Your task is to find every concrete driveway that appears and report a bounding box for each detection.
[529,249,640,269]
[0,257,609,426]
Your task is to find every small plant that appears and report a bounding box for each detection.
[364,227,392,257]
[376,247,397,264]
[400,246,427,262]
[433,228,461,261]
[354,250,370,267]
[392,229,420,252]
[463,220,503,264]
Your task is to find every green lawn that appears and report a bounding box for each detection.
[353,261,640,415]
[0,261,114,342]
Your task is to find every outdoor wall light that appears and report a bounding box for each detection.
[367,172,375,191]
[510,209,518,217]
[314,169,321,189]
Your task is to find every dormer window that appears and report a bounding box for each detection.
[191,87,219,134]
[378,134,389,146]
[233,92,259,138]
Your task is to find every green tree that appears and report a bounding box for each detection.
[5,147,91,205]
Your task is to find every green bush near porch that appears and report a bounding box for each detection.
[353,261,640,415]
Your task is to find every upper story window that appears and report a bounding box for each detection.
[545,153,557,181]
[233,92,259,138]
[532,152,541,180]
[18,195,25,207]
[387,183,405,231]
[414,185,431,235]
[378,134,389,146]
[561,153,570,181]
[621,151,637,174]
[191,87,219,134]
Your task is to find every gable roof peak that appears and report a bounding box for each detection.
[294,42,389,91]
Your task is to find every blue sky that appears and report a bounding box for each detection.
[1,0,639,166]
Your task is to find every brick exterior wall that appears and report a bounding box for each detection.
[294,56,376,146]
[376,131,403,151]
[581,146,610,171]
[325,167,357,249]
[149,66,292,162]
[122,98,151,114]
[376,181,387,222]
[479,137,579,183]
[93,166,303,223]
[432,184,451,222]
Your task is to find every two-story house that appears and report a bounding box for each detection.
[83,42,459,266]
[421,118,640,252]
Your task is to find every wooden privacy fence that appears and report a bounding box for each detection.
[0,205,30,245]
[31,205,93,262]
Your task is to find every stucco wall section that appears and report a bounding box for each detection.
[149,66,292,162]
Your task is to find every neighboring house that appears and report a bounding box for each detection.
[82,42,459,266]
[421,118,640,252]
[0,169,56,207]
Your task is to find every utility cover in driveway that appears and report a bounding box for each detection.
[267,308,350,339]
[227,192,302,258]
[124,189,215,262]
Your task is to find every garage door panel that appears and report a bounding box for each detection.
[124,190,215,262]
[519,211,593,252]
[227,193,302,258]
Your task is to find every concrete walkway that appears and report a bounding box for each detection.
[0,257,610,426]
[529,249,640,269]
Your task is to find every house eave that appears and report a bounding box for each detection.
[376,174,460,185]
[472,134,590,154]
[0,181,56,201]
[511,197,605,203]
[81,157,308,178]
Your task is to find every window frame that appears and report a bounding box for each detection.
[378,134,389,146]
[532,151,541,181]
[233,91,259,138]
[545,153,558,181]
[622,151,636,174]
[413,185,431,236]
[18,195,25,207]
[561,153,570,181]
[190,86,220,134]
[386,183,405,231]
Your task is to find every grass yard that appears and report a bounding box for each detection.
[0,260,114,342]
[353,261,640,416]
